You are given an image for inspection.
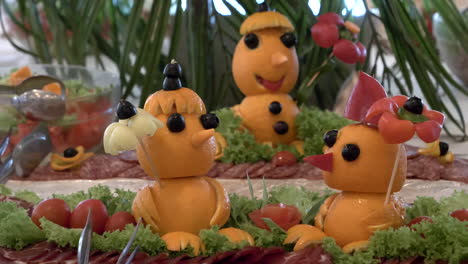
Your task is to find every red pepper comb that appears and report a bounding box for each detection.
[344,72,387,123]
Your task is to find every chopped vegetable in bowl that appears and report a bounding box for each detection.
[0,65,120,153]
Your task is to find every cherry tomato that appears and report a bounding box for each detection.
[333,39,360,64]
[272,151,297,167]
[356,41,367,64]
[407,216,433,228]
[422,108,445,125]
[70,199,108,234]
[31,199,71,228]
[450,209,468,222]
[378,112,415,144]
[317,12,344,25]
[391,95,409,107]
[311,22,339,48]
[365,98,399,124]
[104,211,136,232]
[249,203,302,231]
[415,120,442,143]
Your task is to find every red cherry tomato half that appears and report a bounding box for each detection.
[317,12,344,25]
[249,203,302,231]
[31,199,71,228]
[333,39,360,64]
[272,151,297,167]
[356,41,367,64]
[70,199,109,234]
[104,211,136,233]
[311,22,339,48]
[378,112,415,144]
[450,209,468,222]
[415,120,442,143]
[407,216,433,228]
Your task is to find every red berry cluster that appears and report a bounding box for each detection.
[311,12,366,65]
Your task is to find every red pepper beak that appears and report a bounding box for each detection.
[303,152,333,172]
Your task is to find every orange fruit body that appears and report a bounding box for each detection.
[323,124,407,193]
[239,94,299,144]
[135,177,218,235]
[323,192,404,247]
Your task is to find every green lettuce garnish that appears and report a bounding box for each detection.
[0,202,44,249]
[52,185,135,214]
[199,226,247,255]
[13,190,41,205]
[0,184,12,196]
[406,190,468,222]
[41,219,166,256]
[296,106,353,156]
[267,186,333,224]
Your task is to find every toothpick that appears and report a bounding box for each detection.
[137,138,162,186]
[384,144,401,204]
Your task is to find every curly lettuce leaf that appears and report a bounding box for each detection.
[0,184,12,196]
[239,222,286,248]
[94,224,166,256]
[296,106,353,156]
[52,185,135,214]
[13,190,41,205]
[267,186,333,223]
[405,191,468,223]
[215,107,242,135]
[0,202,45,249]
[199,226,247,256]
[225,193,263,228]
[40,218,81,248]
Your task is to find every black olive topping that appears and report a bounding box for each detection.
[323,130,338,148]
[280,32,297,48]
[244,33,259,49]
[269,101,282,115]
[273,121,289,135]
[162,60,182,91]
[64,148,78,158]
[117,100,137,120]
[200,113,220,129]
[167,113,185,132]
[342,144,360,162]
[403,96,423,115]
[439,141,449,156]
[256,2,270,12]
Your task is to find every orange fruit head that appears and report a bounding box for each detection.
[323,124,406,193]
[232,27,299,96]
[137,88,216,179]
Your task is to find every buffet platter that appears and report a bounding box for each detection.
[4,178,468,203]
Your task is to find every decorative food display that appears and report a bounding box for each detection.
[0,65,118,154]
[104,60,253,255]
[231,3,300,145]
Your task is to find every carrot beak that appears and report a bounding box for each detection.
[192,129,215,147]
[303,152,333,172]
[271,52,288,67]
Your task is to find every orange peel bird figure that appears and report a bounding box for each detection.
[103,60,253,255]
[231,3,300,145]
[284,72,445,252]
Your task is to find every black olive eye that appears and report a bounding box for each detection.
[403,96,423,115]
[280,32,296,48]
[117,100,137,120]
[200,113,219,129]
[167,113,185,133]
[244,33,259,49]
[439,141,449,156]
[342,144,360,162]
[323,130,338,147]
[63,148,78,158]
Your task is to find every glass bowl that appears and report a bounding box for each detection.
[0,64,120,153]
